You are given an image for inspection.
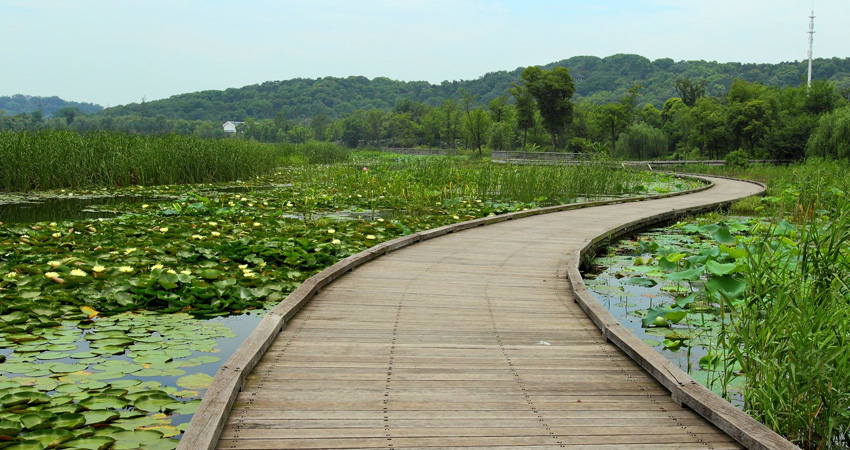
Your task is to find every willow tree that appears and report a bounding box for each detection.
[807,106,850,159]
[615,123,667,160]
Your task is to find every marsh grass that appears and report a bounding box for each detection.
[725,199,850,449]
[297,157,646,216]
[0,131,353,191]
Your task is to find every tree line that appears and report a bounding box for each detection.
[3,63,849,161]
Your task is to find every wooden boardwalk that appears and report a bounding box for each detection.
[188,176,795,450]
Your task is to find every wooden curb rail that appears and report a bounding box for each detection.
[179,174,795,450]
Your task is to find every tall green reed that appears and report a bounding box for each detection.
[0,131,350,192]
[725,199,850,449]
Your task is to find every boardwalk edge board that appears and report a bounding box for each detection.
[565,179,800,450]
[178,174,786,450]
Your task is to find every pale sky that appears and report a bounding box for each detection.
[1,0,847,107]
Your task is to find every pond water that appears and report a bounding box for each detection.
[583,227,744,403]
[0,195,166,223]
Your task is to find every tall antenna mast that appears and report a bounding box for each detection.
[807,4,815,89]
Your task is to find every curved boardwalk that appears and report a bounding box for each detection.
[207,176,781,449]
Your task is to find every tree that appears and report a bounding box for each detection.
[365,109,385,146]
[807,106,850,159]
[520,66,576,148]
[509,82,535,149]
[438,99,462,150]
[310,113,329,141]
[615,123,667,159]
[674,78,707,107]
[465,107,490,155]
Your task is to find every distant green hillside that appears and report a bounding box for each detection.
[0,95,103,117]
[103,54,850,121]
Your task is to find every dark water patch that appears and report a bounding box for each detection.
[0,195,168,224]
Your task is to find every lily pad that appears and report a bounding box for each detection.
[175,373,213,390]
[20,429,74,448]
[57,436,116,450]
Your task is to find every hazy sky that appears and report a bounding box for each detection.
[1,0,847,107]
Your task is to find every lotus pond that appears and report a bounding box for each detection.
[0,156,701,449]
[585,216,758,401]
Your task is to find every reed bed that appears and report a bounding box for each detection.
[0,131,351,191]
[726,199,850,449]
[299,157,643,214]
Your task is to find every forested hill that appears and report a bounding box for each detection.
[103,54,850,122]
[0,95,103,117]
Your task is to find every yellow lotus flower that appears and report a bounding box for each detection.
[258,261,266,267]
[366,235,376,240]
[160,228,169,233]
[44,271,60,278]
[92,265,106,273]
[191,234,204,240]
[327,229,335,234]
[242,270,256,278]
[453,215,460,220]
[48,260,62,268]
[5,272,17,279]
[52,233,62,238]
[252,222,261,227]
[49,222,57,227]
[208,221,218,226]
[331,239,341,245]
[210,231,221,237]
[69,269,87,277]
[142,204,149,209]
[151,264,164,270]
[180,269,192,275]
[124,248,137,255]
[118,266,134,273]
[238,264,248,270]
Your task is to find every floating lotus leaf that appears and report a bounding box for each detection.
[1,311,29,325]
[172,390,198,398]
[20,429,74,448]
[624,276,657,287]
[132,354,171,365]
[132,394,175,413]
[45,344,77,351]
[84,331,127,341]
[3,441,46,450]
[139,438,179,450]
[90,346,125,356]
[175,373,213,390]
[79,395,128,410]
[138,425,179,438]
[108,429,164,448]
[88,338,133,348]
[87,371,125,381]
[30,306,61,318]
[80,410,120,426]
[52,413,86,430]
[199,269,222,280]
[0,419,23,436]
[20,412,56,431]
[69,352,99,360]
[57,436,115,450]
[133,369,163,377]
[107,379,141,389]
[35,352,69,361]
[184,355,220,365]
[45,404,80,415]
[0,391,51,408]
[169,399,200,415]
[48,363,89,374]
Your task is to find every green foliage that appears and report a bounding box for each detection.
[723,149,750,168]
[615,123,667,159]
[806,106,850,159]
[0,95,102,117]
[521,66,576,148]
